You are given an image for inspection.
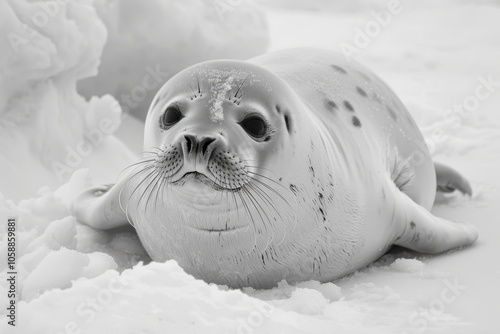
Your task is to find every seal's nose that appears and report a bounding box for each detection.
[183,134,217,158]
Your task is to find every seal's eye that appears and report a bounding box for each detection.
[240,116,267,139]
[160,106,183,129]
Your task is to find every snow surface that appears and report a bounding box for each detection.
[1,1,500,334]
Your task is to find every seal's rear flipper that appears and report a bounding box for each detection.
[72,184,130,230]
[435,162,472,196]
[393,192,478,254]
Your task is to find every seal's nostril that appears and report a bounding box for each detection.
[201,138,216,155]
[184,135,193,153]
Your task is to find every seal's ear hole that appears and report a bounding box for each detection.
[284,114,292,133]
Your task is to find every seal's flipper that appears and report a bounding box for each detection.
[435,163,472,196]
[72,184,129,230]
[393,192,478,254]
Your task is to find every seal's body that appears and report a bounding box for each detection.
[74,49,477,288]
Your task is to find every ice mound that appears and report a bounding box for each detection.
[78,0,270,121]
[0,170,148,308]
[0,0,136,202]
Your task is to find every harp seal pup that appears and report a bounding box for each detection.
[73,48,478,288]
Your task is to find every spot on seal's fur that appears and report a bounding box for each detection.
[387,106,398,120]
[319,208,326,221]
[284,114,291,133]
[309,166,315,177]
[410,221,416,229]
[344,101,354,112]
[352,116,361,127]
[331,65,347,74]
[325,99,338,112]
[356,86,367,97]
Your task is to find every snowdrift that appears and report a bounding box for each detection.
[0,0,134,202]
[77,0,269,120]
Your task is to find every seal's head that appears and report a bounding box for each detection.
[129,60,314,287]
[144,60,296,194]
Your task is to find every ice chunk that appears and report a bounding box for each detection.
[390,258,425,273]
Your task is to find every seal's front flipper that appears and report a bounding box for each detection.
[435,162,472,196]
[72,183,129,230]
[393,192,478,254]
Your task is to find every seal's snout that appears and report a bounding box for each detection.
[165,131,249,190]
[182,134,217,159]
[175,132,238,187]
[181,133,223,171]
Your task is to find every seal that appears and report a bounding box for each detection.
[74,48,478,288]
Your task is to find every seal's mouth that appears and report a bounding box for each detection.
[172,171,242,192]
[178,171,210,183]
[188,225,249,234]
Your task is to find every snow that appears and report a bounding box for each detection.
[201,68,252,123]
[390,258,425,273]
[1,1,500,333]
[0,0,135,203]
[77,0,269,121]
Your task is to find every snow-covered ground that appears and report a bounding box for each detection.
[1,1,499,333]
